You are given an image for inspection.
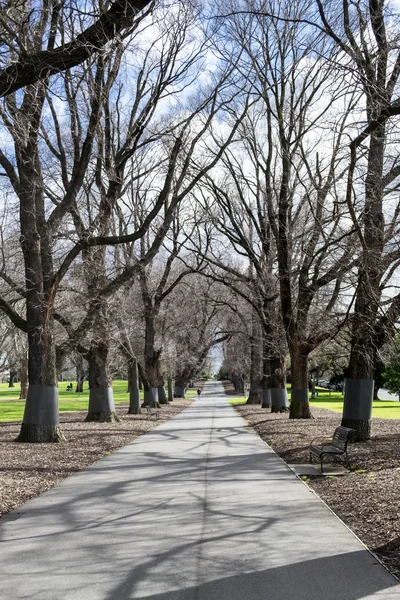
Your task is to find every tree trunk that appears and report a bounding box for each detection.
[173,386,186,398]
[231,373,237,390]
[261,339,271,408]
[174,380,187,398]
[75,353,85,393]
[144,349,162,390]
[151,387,159,406]
[143,310,164,395]
[261,370,271,408]
[234,375,245,394]
[174,369,191,398]
[342,376,374,441]
[270,356,289,413]
[249,328,261,389]
[246,385,262,404]
[16,322,64,442]
[167,376,173,402]
[289,344,312,419]
[342,287,376,440]
[8,370,16,387]
[55,350,65,385]
[16,274,64,442]
[310,373,318,400]
[342,125,385,441]
[128,359,141,414]
[262,388,271,408]
[19,356,28,400]
[85,341,119,422]
[247,313,262,404]
[16,153,65,442]
[158,383,168,404]
[139,362,160,407]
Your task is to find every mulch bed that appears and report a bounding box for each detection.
[233,389,400,580]
[0,399,192,518]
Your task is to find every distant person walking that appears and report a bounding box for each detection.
[197,388,201,398]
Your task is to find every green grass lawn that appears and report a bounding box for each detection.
[0,380,137,423]
[229,387,400,419]
[0,380,198,423]
[310,388,400,419]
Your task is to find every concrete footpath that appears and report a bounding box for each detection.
[1,381,399,600]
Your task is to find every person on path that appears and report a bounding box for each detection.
[197,388,201,398]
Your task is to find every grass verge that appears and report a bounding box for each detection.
[0,380,199,423]
[228,387,400,419]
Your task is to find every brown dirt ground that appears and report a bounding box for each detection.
[0,398,192,518]
[229,382,400,580]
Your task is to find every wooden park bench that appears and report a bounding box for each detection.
[145,405,159,420]
[309,426,355,473]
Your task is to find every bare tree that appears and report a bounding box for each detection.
[314,1,400,439]
[0,0,154,96]
[215,2,360,418]
[196,147,290,410]
[136,212,204,406]
[0,49,120,440]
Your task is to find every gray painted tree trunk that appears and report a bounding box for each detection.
[167,376,173,402]
[128,359,141,414]
[16,310,64,443]
[342,379,374,440]
[18,384,64,443]
[271,388,289,412]
[142,388,161,408]
[158,384,167,404]
[143,389,154,406]
[129,387,141,414]
[174,369,192,398]
[152,387,159,405]
[262,388,271,408]
[139,363,160,408]
[174,385,186,398]
[261,337,271,408]
[87,387,117,422]
[247,315,262,404]
[145,387,161,408]
[85,341,120,423]
[270,356,289,413]
[289,344,312,419]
